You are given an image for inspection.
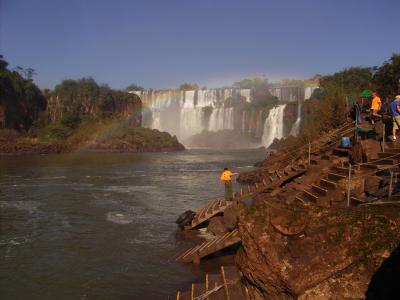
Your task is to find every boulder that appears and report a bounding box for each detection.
[207,216,228,236]
[364,176,382,196]
[223,206,240,231]
[337,177,364,195]
[350,142,364,164]
[360,139,381,161]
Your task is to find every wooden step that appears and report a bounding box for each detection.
[320,178,337,190]
[360,164,379,170]
[303,190,319,203]
[376,159,398,165]
[333,166,355,175]
[311,184,328,196]
[378,152,396,158]
[351,196,364,206]
[333,147,350,156]
[188,199,232,229]
[294,196,307,205]
[327,172,347,181]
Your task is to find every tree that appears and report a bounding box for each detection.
[179,83,199,91]
[314,67,374,101]
[373,53,400,98]
[126,83,144,91]
[0,55,46,131]
[233,77,269,89]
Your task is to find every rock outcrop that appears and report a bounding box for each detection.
[236,200,400,299]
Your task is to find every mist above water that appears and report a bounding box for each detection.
[135,86,313,149]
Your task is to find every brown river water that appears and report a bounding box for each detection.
[0,149,267,299]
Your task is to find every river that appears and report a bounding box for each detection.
[0,149,267,299]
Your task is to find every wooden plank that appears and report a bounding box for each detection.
[220,266,231,300]
[327,172,347,181]
[311,184,328,196]
[320,178,337,189]
[205,273,210,300]
[294,196,306,205]
[303,190,319,203]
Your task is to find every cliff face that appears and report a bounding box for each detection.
[236,200,400,299]
[234,121,400,299]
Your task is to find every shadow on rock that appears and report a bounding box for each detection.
[366,242,400,300]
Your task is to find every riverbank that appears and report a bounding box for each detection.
[0,127,185,155]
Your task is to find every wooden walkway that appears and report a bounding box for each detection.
[175,265,249,300]
[295,146,400,207]
[176,229,241,264]
[185,164,307,230]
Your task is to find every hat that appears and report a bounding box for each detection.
[396,95,400,99]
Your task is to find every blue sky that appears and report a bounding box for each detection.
[1,0,399,89]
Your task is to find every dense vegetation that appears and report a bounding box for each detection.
[0,55,46,131]
[284,53,400,147]
[0,56,184,154]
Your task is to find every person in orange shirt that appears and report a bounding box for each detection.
[220,167,238,201]
[370,91,382,122]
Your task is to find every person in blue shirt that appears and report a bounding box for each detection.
[390,95,400,141]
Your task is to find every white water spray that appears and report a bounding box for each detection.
[261,105,287,148]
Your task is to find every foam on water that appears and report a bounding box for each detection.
[106,211,135,224]
[0,200,41,214]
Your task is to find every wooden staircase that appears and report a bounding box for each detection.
[184,164,307,230]
[295,165,351,206]
[175,265,249,300]
[176,229,241,264]
[187,199,232,230]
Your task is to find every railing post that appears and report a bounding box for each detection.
[389,169,393,200]
[347,164,352,207]
[308,141,311,166]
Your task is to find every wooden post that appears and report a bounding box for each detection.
[308,141,311,166]
[389,169,393,200]
[240,188,243,196]
[205,273,209,300]
[382,124,385,153]
[347,164,352,207]
[220,266,231,300]
[191,283,195,300]
[176,291,180,300]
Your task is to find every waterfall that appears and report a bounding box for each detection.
[261,105,287,148]
[290,100,302,136]
[208,107,234,131]
[135,88,249,142]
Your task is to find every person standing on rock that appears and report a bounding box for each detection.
[390,95,400,141]
[220,167,238,201]
[370,91,382,123]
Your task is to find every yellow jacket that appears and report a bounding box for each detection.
[371,96,381,110]
[220,170,233,181]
